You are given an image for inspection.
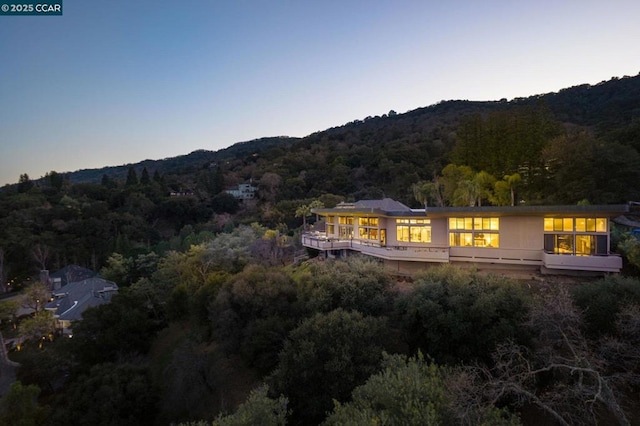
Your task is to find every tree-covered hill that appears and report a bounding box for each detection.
[59,136,301,185]
[62,73,640,204]
[1,73,640,281]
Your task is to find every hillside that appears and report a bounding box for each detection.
[1,73,639,281]
[54,73,640,205]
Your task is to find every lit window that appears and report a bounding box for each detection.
[449,217,499,247]
[358,216,380,240]
[397,219,431,243]
[339,216,354,225]
[543,217,608,255]
[339,226,353,239]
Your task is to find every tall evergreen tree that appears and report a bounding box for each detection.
[17,173,33,193]
[140,167,151,185]
[125,167,138,187]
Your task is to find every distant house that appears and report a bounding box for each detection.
[226,183,257,200]
[44,276,118,335]
[302,198,629,276]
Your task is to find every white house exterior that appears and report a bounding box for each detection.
[302,198,629,275]
[226,183,257,200]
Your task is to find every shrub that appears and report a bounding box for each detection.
[572,275,640,337]
[395,265,531,364]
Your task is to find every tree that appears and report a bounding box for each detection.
[294,204,311,230]
[0,381,47,426]
[211,385,288,426]
[503,173,521,206]
[211,192,239,214]
[69,292,163,367]
[412,180,435,210]
[31,244,50,271]
[325,352,452,425]
[572,275,640,337]
[139,167,151,185]
[100,253,133,286]
[17,173,34,193]
[21,281,50,314]
[125,167,138,186]
[440,164,474,206]
[298,256,394,316]
[0,299,18,325]
[48,362,158,426]
[395,265,530,364]
[454,177,480,207]
[464,288,633,426]
[212,265,300,372]
[101,174,115,188]
[491,180,512,206]
[473,171,496,207]
[18,310,56,348]
[44,170,64,191]
[269,309,387,424]
[325,352,519,426]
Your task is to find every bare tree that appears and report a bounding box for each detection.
[32,244,51,271]
[457,289,632,426]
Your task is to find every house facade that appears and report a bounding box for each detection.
[302,198,629,275]
[226,183,257,200]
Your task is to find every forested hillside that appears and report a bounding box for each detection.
[2,74,640,425]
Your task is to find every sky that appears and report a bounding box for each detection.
[1,1,639,186]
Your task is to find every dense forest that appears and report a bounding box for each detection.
[1,74,640,425]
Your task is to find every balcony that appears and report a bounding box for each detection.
[302,232,449,263]
[542,252,622,273]
[301,233,352,250]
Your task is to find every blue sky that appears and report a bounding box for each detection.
[1,0,639,186]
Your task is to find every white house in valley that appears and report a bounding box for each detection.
[302,198,629,275]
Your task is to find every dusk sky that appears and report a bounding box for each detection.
[1,1,639,186]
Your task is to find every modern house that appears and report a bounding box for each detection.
[302,198,629,275]
[44,276,118,335]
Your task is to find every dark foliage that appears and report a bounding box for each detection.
[395,266,531,365]
[269,308,388,425]
[572,275,640,337]
[47,362,158,426]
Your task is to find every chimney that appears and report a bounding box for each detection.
[40,270,52,290]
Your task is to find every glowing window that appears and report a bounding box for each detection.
[449,217,499,247]
[543,217,608,256]
[339,216,354,225]
[359,217,379,226]
[450,232,474,247]
[396,218,431,243]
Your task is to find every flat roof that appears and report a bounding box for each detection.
[313,202,630,217]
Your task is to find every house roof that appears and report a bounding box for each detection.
[318,198,412,215]
[613,214,640,228]
[45,277,118,322]
[354,198,412,211]
[313,199,630,217]
[50,265,97,287]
